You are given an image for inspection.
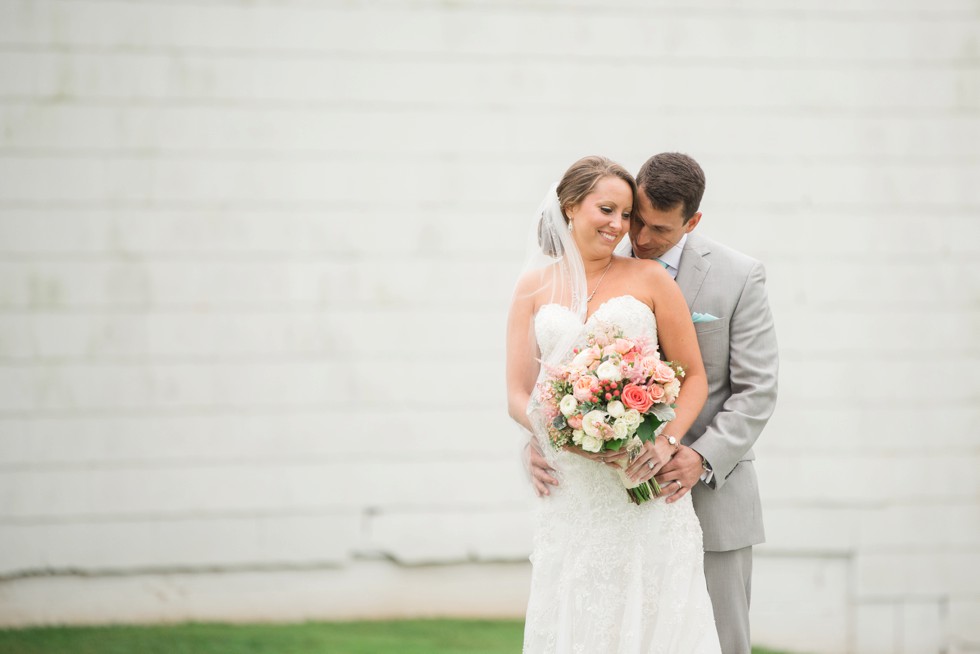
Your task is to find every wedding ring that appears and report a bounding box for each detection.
[673,480,683,489]
[647,460,655,470]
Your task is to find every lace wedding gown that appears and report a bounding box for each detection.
[525,295,721,654]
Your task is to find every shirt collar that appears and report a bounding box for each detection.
[658,232,688,271]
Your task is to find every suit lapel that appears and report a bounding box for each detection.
[676,235,711,309]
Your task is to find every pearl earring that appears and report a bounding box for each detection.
[568,220,574,233]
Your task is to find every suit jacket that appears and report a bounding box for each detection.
[675,233,779,552]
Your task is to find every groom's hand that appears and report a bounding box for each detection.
[654,445,704,504]
[526,441,560,497]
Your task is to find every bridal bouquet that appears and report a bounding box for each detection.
[536,321,685,504]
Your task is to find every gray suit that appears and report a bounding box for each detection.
[675,232,779,653]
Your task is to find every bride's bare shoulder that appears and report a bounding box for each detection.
[616,255,668,280]
[512,264,561,309]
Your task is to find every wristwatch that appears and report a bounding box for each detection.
[662,434,678,451]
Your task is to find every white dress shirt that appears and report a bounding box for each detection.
[655,233,687,280]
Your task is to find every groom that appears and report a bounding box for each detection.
[527,152,779,654]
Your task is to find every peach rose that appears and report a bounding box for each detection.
[621,383,653,413]
[567,414,584,430]
[647,383,665,403]
[613,338,635,354]
[573,375,600,401]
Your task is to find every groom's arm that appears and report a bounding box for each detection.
[689,261,779,490]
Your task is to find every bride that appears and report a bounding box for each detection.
[506,156,721,652]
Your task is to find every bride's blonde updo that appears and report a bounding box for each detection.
[556,155,637,221]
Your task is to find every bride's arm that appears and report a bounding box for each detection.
[506,276,539,433]
[626,263,708,482]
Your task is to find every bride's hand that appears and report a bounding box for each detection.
[624,437,674,483]
[566,446,627,470]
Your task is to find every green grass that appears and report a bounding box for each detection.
[0,619,792,653]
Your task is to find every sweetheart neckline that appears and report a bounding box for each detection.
[536,294,655,325]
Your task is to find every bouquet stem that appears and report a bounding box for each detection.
[626,478,663,505]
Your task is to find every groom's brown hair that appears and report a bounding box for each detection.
[636,153,706,222]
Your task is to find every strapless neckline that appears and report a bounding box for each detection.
[537,294,654,324]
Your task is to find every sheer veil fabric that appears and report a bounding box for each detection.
[515,183,589,447]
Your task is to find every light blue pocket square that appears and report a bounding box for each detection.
[692,312,719,323]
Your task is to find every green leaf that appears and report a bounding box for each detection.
[605,439,625,451]
[636,418,662,443]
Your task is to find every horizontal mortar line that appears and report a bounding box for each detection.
[0,351,973,366]
[0,302,503,313]
[0,251,522,263]
[762,499,980,510]
[761,448,980,458]
[2,148,979,166]
[0,252,522,263]
[17,0,980,22]
[0,404,498,419]
[777,350,980,360]
[0,561,357,583]
[0,250,974,263]
[753,548,854,559]
[1,94,977,117]
[0,306,503,316]
[0,452,516,472]
[0,403,496,419]
[853,545,980,555]
[0,503,529,525]
[0,42,975,69]
[0,200,978,213]
[764,398,978,409]
[856,595,980,604]
[0,307,964,318]
[0,352,504,366]
[2,453,975,474]
[0,302,968,314]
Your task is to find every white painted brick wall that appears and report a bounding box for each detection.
[0,1,977,652]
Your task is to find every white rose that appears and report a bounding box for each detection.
[612,419,631,440]
[559,394,578,417]
[595,360,623,382]
[606,400,625,418]
[622,409,642,428]
[664,379,681,401]
[581,433,603,453]
[582,410,609,437]
[572,429,585,445]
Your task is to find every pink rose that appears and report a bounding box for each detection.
[622,351,640,365]
[621,383,654,413]
[613,338,635,355]
[640,355,660,377]
[647,383,665,403]
[652,362,676,384]
[573,375,600,401]
[567,414,583,430]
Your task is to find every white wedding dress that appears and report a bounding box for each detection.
[525,295,721,654]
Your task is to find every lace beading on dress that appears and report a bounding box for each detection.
[525,295,720,654]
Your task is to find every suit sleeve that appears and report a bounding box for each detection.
[689,261,779,490]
